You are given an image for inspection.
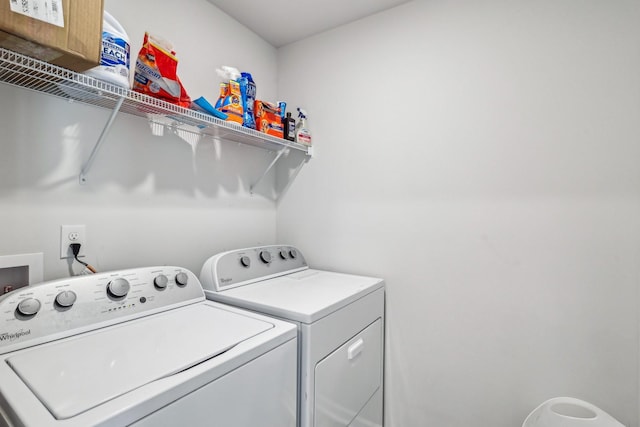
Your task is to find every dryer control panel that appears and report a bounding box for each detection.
[200,245,308,292]
[0,266,204,355]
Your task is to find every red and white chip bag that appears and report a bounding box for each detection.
[133,33,191,107]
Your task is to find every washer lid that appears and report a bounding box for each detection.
[6,303,272,420]
[207,270,384,324]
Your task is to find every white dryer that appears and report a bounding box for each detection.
[200,246,385,427]
[0,266,297,427]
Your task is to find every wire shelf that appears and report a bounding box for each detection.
[0,47,311,155]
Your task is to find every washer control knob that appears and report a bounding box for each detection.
[279,250,288,260]
[240,256,251,268]
[289,249,298,259]
[55,290,77,308]
[16,298,41,317]
[260,251,272,264]
[175,272,188,287]
[154,274,169,290]
[107,278,130,299]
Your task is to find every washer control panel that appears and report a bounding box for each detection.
[0,266,203,355]
[200,245,308,292]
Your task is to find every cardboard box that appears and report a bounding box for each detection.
[255,100,284,138]
[0,0,103,72]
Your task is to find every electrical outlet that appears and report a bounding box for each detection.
[60,225,86,259]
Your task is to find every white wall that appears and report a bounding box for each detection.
[276,1,640,426]
[2,1,640,425]
[0,0,281,280]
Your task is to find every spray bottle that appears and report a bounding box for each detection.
[295,108,312,146]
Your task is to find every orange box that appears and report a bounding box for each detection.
[254,100,283,138]
[0,0,103,71]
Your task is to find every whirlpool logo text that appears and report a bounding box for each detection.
[0,329,31,342]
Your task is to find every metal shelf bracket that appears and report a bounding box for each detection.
[79,96,125,184]
[250,148,288,194]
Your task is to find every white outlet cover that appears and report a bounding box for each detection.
[60,225,86,259]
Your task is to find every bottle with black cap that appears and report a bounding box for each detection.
[283,112,296,141]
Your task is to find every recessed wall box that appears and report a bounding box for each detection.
[0,253,44,294]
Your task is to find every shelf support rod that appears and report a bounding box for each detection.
[250,148,287,194]
[79,96,125,184]
[275,152,312,202]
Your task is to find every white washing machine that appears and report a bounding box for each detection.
[200,245,385,427]
[0,266,297,427]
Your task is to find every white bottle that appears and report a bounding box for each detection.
[84,11,131,88]
[295,108,312,146]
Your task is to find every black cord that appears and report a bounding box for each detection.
[70,243,97,273]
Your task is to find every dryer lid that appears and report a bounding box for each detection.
[6,304,272,420]
[208,269,384,324]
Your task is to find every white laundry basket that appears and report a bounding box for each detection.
[523,397,624,427]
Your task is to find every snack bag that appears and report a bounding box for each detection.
[133,33,191,107]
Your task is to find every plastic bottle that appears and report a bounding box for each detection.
[84,11,131,88]
[214,82,229,110]
[295,108,312,146]
[283,112,296,141]
[240,72,257,129]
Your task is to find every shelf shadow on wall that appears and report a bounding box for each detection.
[0,85,300,202]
